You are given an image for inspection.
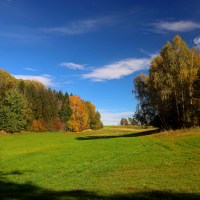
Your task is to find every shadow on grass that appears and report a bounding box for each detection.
[0,170,199,200]
[76,129,160,141]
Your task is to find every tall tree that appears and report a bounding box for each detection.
[67,95,88,132]
[0,69,17,102]
[94,110,102,129]
[57,90,64,112]
[84,101,96,129]
[128,117,133,125]
[0,89,30,132]
[60,97,72,123]
[120,118,128,126]
[18,79,26,96]
[38,86,53,123]
[133,35,200,129]
[26,82,42,120]
[64,91,69,101]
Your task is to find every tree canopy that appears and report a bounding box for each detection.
[0,69,103,132]
[0,88,30,132]
[133,35,200,130]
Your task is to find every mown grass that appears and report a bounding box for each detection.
[0,126,200,199]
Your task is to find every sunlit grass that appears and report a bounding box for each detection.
[0,126,200,199]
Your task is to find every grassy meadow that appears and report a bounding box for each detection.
[0,126,200,199]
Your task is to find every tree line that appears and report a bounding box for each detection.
[0,69,103,133]
[120,117,137,126]
[133,35,200,130]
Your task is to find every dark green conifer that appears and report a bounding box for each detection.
[26,83,42,120]
[60,94,72,122]
[64,91,69,101]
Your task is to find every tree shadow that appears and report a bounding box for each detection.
[76,129,160,141]
[0,170,199,200]
[0,170,24,176]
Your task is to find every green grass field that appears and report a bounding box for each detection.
[0,126,200,199]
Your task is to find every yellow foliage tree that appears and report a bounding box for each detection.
[134,35,200,129]
[84,101,96,129]
[0,69,17,101]
[67,95,88,132]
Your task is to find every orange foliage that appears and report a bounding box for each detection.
[52,117,63,130]
[33,119,47,132]
[67,95,88,132]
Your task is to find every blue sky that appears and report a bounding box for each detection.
[1,0,200,125]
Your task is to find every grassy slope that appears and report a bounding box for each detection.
[0,126,200,199]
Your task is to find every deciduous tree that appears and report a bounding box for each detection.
[67,95,88,132]
[133,35,200,129]
[0,89,30,132]
[120,118,128,126]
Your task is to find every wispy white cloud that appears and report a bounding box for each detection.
[42,17,114,35]
[23,68,42,72]
[149,21,200,33]
[13,74,55,86]
[82,56,153,82]
[100,111,135,125]
[194,36,200,49]
[0,27,47,44]
[139,48,158,58]
[59,62,85,70]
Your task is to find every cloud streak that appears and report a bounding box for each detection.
[23,68,42,72]
[82,57,152,81]
[150,21,200,33]
[0,27,47,44]
[42,17,114,35]
[59,62,85,70]
[13,74,55,86]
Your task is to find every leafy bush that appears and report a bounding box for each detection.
[33,119,47,132]
[0,89,29,133]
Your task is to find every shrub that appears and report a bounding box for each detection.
[33,119,47,132]
[52,117,64,131]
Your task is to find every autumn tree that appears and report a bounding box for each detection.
[128,117,133,125]
[52,117,64,131]
[193,68,200,124]
[0,69,102,132]
[120,118,128,126]
[133,35,200,129]
[18,79,26,96]
[0,69,17,102]
[67,95,88,132]
[33,119,47,132]
[84,101,96,129]
[193,69,200,98]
